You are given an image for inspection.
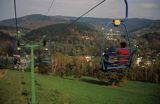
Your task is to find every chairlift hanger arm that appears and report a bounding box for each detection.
[122,0,128,22]
[112,0,128,26]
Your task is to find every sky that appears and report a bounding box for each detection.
[0,0,160,21]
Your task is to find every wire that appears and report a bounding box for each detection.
[46,0,55,14]
[14,0,18,38]
[13,0,34,43]
[65,0,106,29]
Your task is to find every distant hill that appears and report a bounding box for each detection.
[141,32,160,50]
[0,31,15,55]
[0,31,14,41]
[24,19,160,56]
[131,20,160,36]
[0,14,69,30]
[0,14,157,32]
[142,32,160,40]
[0,25,29,36]
[0,14,160,56]
[25,22,99,45]
[25,23,100,56]
[131,20,160,51]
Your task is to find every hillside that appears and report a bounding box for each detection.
[25,23,96,40]
[24,23,100,56]
[0,14,159,56]
[132,21,160,37]
[0,31,14,41]
[0,31,15,55]
[0,70,160,104]
[0,14,69,30]
[0,25,29,37]
[131,21,160,51]
[0,14,156,32]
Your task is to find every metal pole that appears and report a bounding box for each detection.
[31,46,36,104]
[22,36,46,104]
[122,0,128,22]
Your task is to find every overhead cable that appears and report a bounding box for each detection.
[14,0,18,38]
[46,0,55,14]
[66,0,106,28]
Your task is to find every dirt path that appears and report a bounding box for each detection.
[0,69,7,79]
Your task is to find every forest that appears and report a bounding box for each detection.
[0,18,160,85]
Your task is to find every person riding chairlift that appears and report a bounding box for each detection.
[102,45,117,65]
[102,41,129,64]
[117,41,129,65]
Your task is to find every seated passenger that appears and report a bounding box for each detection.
[107,46,117,56]
[102,50,109,61]
[102,46,117,63]
[117,42,129,65]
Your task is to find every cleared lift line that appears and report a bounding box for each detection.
[13,0,107,104]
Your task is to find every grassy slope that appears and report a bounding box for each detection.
[0,70,160,104]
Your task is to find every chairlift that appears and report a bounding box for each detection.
[100,0,136,71]
[36,40,52,65]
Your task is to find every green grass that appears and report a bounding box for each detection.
[0,70,160,104]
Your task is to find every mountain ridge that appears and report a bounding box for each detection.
[0,14,157,32]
